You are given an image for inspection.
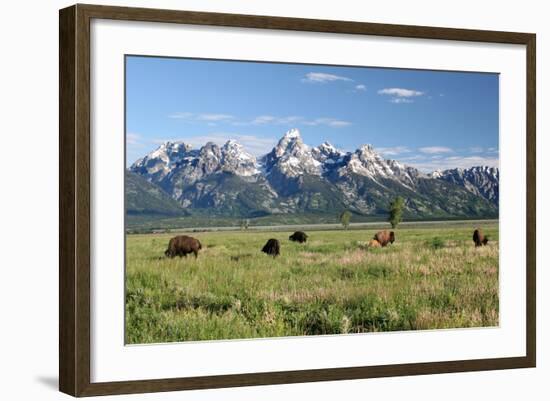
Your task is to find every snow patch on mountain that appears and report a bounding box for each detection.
[131,141,193,181]
[130,139,260,185]
[336,144,418,189]
[220,140,259,176]
[434,166,499,204]
[262,129,322,177]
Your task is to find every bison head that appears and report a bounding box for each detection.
[389,231,395,244]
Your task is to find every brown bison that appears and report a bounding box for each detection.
[473,229,489,247]
[164,235,202,258]
[262,238,280,257]
[367,239,382,248]
[289,231,308,243]
[373,230,395,247]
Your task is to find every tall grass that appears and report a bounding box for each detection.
[125,223,499,343]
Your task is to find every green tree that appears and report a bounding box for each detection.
[240,219,250,230]
[340,210,352,230]
[388,196,405,229]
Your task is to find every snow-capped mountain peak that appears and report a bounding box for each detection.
[221,139,245,157]
[131,140,193,181]
[274,128,307,157]
[314,141,342,157]
[129,129,499,219]
[358,144,375,154]
[130,138,261,189]
[220,139,259,176]
[331,143,420,189]
[199,141,221,157]
[284,128,300,139]
[263,128,322,177]
[345,145,391,176]
[149,141,191,161]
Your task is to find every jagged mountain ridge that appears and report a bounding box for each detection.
[128,129,499,219]
[431,166,499,204]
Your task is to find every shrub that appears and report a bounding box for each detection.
[429,237,445,249]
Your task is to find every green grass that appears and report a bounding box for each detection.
[125,222,499,343]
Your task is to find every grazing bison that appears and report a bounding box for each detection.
[262,238,280,257]
[472,229,489,247]
[367,239,382,248]
[164,235,202,258]
[289,231,308,243]
[373,230,395,247]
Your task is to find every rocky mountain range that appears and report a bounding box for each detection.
[430,166,499,204]
[127,129,499,221]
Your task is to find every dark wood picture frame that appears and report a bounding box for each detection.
[59,3,536,397]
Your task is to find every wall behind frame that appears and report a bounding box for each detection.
[0,0,546,400]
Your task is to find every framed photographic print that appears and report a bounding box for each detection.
[59,4,536,397]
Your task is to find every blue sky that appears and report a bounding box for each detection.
[126,56,499,172]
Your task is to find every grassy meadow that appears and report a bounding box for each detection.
[125,222,499,344]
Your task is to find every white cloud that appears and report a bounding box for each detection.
[378,87,424,103]
[399,155,426,161]
[378,88,424,97]
[126,133,147,166]
[409,156,499,173]
[327,120,352,127]
[419,146,453,154]
[238,115,351,128]
[355,84,367,91]
[168,112,194,119]
[248,115,304,125]
[302,72,353,83]
[196,113,235,122]
[250,115,277,125]
[126,132,142,146]
[377,146,411,156]
[390,98,413,104]
[168,112,234,122]
[278,116,304,124]
[169,112,351,128]
[469,146,484,153]
[303,118,352,127]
